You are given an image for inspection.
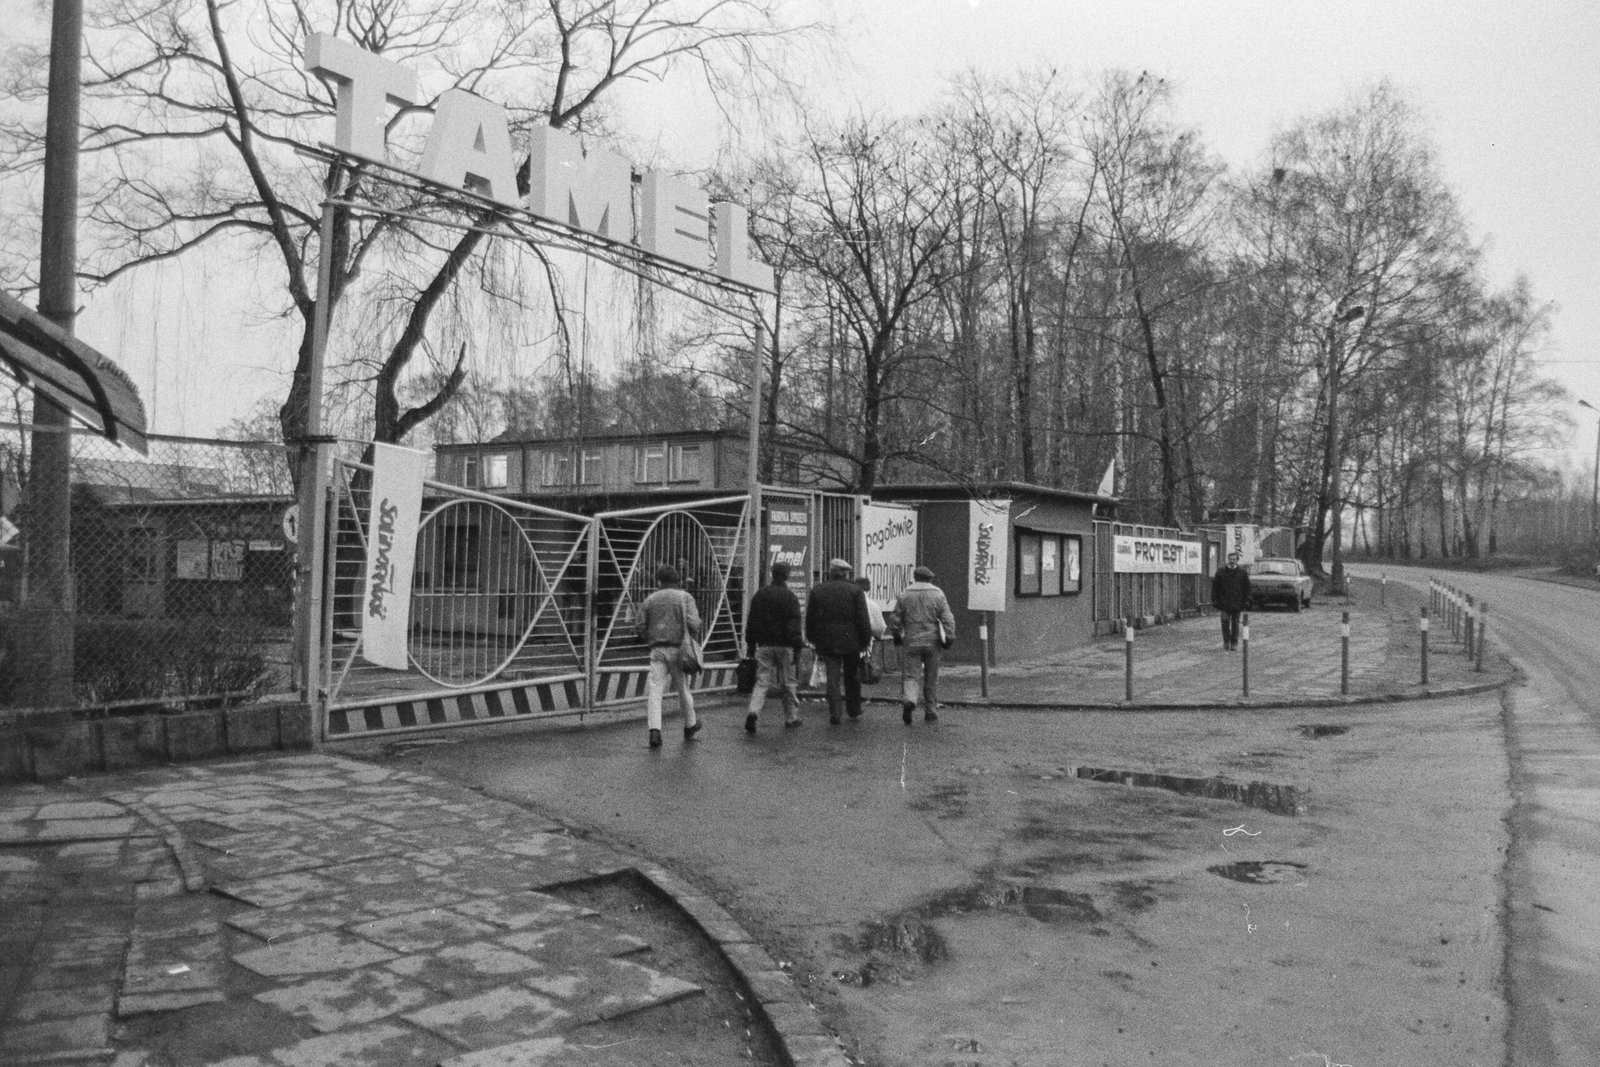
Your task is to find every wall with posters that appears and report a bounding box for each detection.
[870,483,1101,663]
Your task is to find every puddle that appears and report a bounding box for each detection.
[1299,724,1350,738]
[1074,766,1303,816]
[1207,860,1307,884]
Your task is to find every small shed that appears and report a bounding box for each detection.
[870,482,1109,664]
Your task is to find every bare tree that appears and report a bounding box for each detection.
[0,0,823,453]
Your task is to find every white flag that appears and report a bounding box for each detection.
[361,444,428,669]
[1096,460,1115,497]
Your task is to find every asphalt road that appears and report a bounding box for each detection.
[1348,563,1600,1067]
[378,613,1530,1065]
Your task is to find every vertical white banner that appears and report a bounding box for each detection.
[1225,524,1259,564]
[968,499,1010,612]
[362,443,428,669]
[860,503,918,608]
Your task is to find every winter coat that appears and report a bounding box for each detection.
[892,581,956,650]
[1211,565,1251,613]
[745,582,803,652]
[805,578,874,656]
[637,587,701,648]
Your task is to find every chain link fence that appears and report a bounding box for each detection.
[1,427,298,709]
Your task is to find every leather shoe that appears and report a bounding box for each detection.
[924,709,939,723]
[684,721,703,741]
[828,713,841,725]
[744,714,758,734]
[784,718,803,729]
[902,701,915,725]
[648,729,662,749]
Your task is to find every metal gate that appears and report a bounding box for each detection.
[321,460,592,739]
[590,496,751,704]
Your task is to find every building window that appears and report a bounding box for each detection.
[540,450,573,487]
[669,443,702,482]
[481,453,507,489]
[634,443,667,484]
[440,521,481,589]
[462,454,479,488]
[579,448,604,485]
[776,450,801,485]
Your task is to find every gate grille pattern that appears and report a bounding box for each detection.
[324,461,590,733]
[591,496,750,705]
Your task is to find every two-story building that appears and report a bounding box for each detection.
[433,428,851,504]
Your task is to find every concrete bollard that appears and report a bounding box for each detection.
[1420,607,1430,685]
[1341,610,1351,695]
[1475,601,1487,672]
[1241,612,1250,698]
[1124,617,1135,703]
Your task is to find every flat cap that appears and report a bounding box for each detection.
[913,565,935,580]
[828,557,853,572]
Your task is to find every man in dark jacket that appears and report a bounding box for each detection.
[805,558,874,724]
[743,561,804,732]
[1210,552,1251,651]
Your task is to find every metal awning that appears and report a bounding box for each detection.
[0,290,147,454]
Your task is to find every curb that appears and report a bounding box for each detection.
[633,864,852,1067]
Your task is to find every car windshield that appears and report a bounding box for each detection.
[1251,561,1298,576]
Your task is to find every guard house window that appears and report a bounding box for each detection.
[634,443,667,484]
[578,448,604,485]
[1040,537,1060,596]
[1016,531,1083,597]
[1016,533,1042,596]
[669,443,702,483]
[1062,536,1082,594]
[540,450,573,487]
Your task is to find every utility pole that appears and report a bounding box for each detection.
[17,0,84,706]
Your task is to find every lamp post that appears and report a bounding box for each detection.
[1578,399,1600,569]
[1324,303,1366,596]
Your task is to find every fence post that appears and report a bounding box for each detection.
[1241,612,1250,698]
[1340,610,1351,695]
[1420,607,1430,685]
[1464,595,1475,657]
[1124,617,1135,703]
[1381,572,1387,607]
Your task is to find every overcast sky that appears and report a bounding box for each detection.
[6,0,1598,465]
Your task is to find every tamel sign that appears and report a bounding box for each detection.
[304,34,773,292]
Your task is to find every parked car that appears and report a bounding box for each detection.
[1247,557,1313,611]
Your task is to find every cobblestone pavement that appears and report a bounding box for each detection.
[0,756,843,1067]
[0,578,1507,1066]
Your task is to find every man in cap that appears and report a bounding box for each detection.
[891,564,956,723]
[804,558,875,724]
[1210,552,1251,651]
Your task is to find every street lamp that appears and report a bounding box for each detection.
[1577,399,1600,569]
[1325,303,1366,597]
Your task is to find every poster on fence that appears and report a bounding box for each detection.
[860,503,917,608]
[361,443,428,669]
[967,499,1010,613]
[1112,534,1202,574]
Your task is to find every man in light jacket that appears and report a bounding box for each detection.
[891,565,956,725]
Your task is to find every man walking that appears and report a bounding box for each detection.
[805,558,875,724]
[744,561,804,733]
[891,564,956,724]
[1211,552,1251,651]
